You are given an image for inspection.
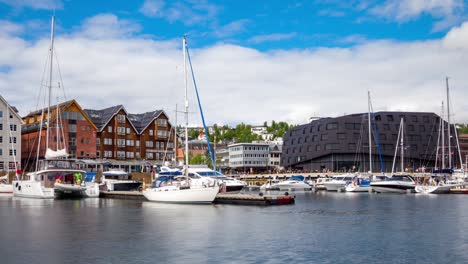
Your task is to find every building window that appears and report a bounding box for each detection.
[117,151,125,159]
[383,124,390,130]
[0,136,2,143]
[108,126,113,133]
[126,127,130,134]
[0,161,3,169]
[0,123,2,130]
[0,111,2,118]
[146,141,153,148]
[136,140,140,147]
[104,151,112,158]
[126,152,134,158]
[325,143,339,150]
[337,133,346,140]
[117,139,125,147]
[149,130,154,136]
[386,115,394,122]
[104,138,112,145]
[423,116,429,123]
[326,123,338,130]
[157,130,168,138]
[146,152,154,159]
[315,145,321,151]
[321,134,328,140]
[126,140,134,146]
[419,125,425,132]
[9,149,17,156]
[157,119,167,127]
[117,114,125,123]
[348,143,356,150]
[117,126,125,135]
[9,124,17,131]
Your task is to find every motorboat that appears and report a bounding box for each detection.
[100,170,142,192]
[260,178,280,191]
[345,174,372,192]
[314,177,330,191]
[370,175,416,193]
[188,166,247,193]
[271,175,312,191]
[324,174,354,191]
[415,170,465,194]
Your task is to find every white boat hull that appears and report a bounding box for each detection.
[324,182,347,191]
[371,182,415,193]
[54,183,87,198]
[12,180,54,199]
[272,182,311,190]
[0,183,13,193]
[143,185,219,204]
[415,183,464,194]
[345,184,371,192]
[84,182,100,198]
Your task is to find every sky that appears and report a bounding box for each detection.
[1,0,468,126]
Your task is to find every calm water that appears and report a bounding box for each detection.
[1,192,467,264]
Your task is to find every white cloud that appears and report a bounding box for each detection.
[2,15,468,127]
[370,0,465,31]
[139,0,220,26]
[212,19,250,38]
[73,14,142,39]
[248,33,297,44]
[0,0,62,10]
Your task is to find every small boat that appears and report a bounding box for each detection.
[188,166,246,193]
[324,174,354,191]
[314,177,330,191]
[345,174,372,192]
[271,175,312,191]
[415,170,464,194]
[100,170,142,192]
[260,178,280,191]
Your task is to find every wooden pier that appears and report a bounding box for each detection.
[100,191,145,200]
[214,193,295,206]
[450,188,468,194]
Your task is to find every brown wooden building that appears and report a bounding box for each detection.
[84,105,177,165]
[21,100,98,171]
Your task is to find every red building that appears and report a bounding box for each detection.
[21,100,98,171]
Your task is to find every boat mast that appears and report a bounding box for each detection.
[174,104,177,163]
[400,118,404,173]
[391,118,403,175]
[441,101,445,169]
[368,91,372,173]
[183,36,189,180]
[446,77,451,169]
[45,15,55,150]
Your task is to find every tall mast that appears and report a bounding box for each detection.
[401,118,404,173]
[446,77,451,168]
[174,104,177,163]
[46,15,55,150]
[441,101,445,169]
[183,36,189,179]
[368,91,372,173]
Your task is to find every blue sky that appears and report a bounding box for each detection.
[1,0,466,49]
[1,0,468,125]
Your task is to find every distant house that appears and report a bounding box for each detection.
[0,96,22,172]
[21,99,97,171]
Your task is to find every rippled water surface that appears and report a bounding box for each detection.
[1,192,467,264]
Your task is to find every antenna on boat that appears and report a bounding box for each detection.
[368,91,372,174]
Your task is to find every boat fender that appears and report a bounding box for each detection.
[284,192,289,196]
[259,192,263,197]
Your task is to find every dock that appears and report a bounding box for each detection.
[214,193,295,206]
[100,191,145,200]
[450,188,468,194]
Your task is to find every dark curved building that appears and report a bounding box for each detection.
[281,111,453,173]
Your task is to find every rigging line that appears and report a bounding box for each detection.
[185,44,216,170]
[34,50,51,112]
[54,49,68,101]
[162,126,174,163]
[369,101,385,174]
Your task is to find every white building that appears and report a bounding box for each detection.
[228,142,270,173]
[269,144,282,171]
[0,96,22,171]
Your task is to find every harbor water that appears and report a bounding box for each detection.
[1,192,467,264]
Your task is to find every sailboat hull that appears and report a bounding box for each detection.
[12,180,54,199]
[0,184,13,193]
[143,185,219,204]
[415,183,464,194]
[54,183,87,199]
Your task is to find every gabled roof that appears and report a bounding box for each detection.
[84,105,125,132]
[0,95,22,121]
[128,110,163,134]
[22,99,98,133]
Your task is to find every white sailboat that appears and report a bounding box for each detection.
[143,36,219,203]
[416,78,465,194]
[13,16,97,199]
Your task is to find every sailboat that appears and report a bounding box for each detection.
[143,36,219,203]
[415,78,465,194]
[13,16,94,199]
[346,91,376,192]
[370,118,416,193]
